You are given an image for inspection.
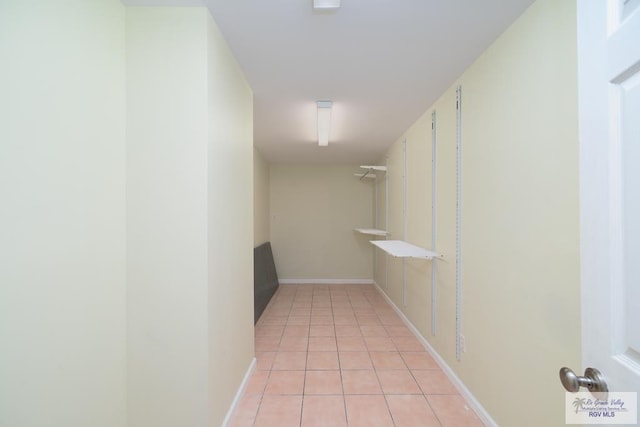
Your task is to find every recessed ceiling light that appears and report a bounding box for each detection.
[313,0,340,10]
[317,101,332,147]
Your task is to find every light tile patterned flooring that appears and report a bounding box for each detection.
[229,284,485,427]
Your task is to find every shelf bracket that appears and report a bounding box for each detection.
[359,168,372,181]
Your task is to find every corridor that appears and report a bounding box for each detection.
[229,284,484,427]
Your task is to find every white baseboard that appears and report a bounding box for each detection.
[221,357,257,427]
[372,281,498,427]
[278,279,375,285]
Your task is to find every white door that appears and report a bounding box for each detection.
[578,0,640,400]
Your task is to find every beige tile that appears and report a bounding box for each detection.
[311,315,334,325]
[308,336,337,351]
[392,336,425,351]
[376,370,422,394]
[309,325,335,336]
[279,335,309,351]
[312,300,331,308]
[364,336,397,351]
[370,351,407,370]
[339,351,373,370]
[304,370,343,395]
[413,370,458,394]
[287,315,310,325]
[384,326,412,337]
[228,394,261,427]
[254,395,302,427]
[306,351,340,370]
[386,395,441,427]
[255,336,281,352]
[292,300,312,307]
[427,395,485,427]
[331,301,350,308]
[245,370,269,395]
[401,352,439,370]
[378,314,404,325]
[311,308,333,316]
[272,351,307,370]
[344,395,394,427]
[282,325,309,337]
[335,325,361,337]
[336,335,367,351]
[290,307,311,316]
[255,325,285,337]
[265,307,290,316]
[356,315,382,325]
[360,325,388,337]
[352,306,375,314]
[333,315,358,325]
[264,370,305,395]
[256,352,277,371]
[261,315,288,326]
[374,308,396,317]
[248,285,485,427]
[301,395,347,427]
[342,370,383,394]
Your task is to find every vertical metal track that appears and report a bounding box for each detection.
[374,174,378,229]
[455,86,463,361]
[385,157,389,290]
[431,110,437,336]
[373,174,378,278]
[402,139,407,307]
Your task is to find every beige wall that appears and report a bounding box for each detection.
[2,3,254,426]
[127,10,209,425]
[127,7,254,427]
[270,164,374,282]
[254,148,271,246]
[374,161,389,290]
[0,1,127,425]
[375,1,580,426]
[206,12,255,426]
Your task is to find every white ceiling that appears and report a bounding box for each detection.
[123,0,535,164]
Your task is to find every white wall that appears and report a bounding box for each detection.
[376,1,580,426]
[270,164,373,282]
[0,1,127,426]
[127,7,254,427]
[254,148,271,246]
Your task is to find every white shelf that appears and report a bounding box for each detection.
[355,228,390,236]
[360,165,387,172]
[356,165,387,181]
[370,240,443,260]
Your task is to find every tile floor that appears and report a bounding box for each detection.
[229,284,485,427]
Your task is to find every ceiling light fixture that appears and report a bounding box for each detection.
[316,101,332,147]
[313,0,340,9]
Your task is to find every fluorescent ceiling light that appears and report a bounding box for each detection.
[317,101,332,147]
[314,0,340,9]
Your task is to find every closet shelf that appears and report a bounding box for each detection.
[370,240,443,260]
[356,165,387,181]
[360,165,387,172]
[354,228,390,236]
